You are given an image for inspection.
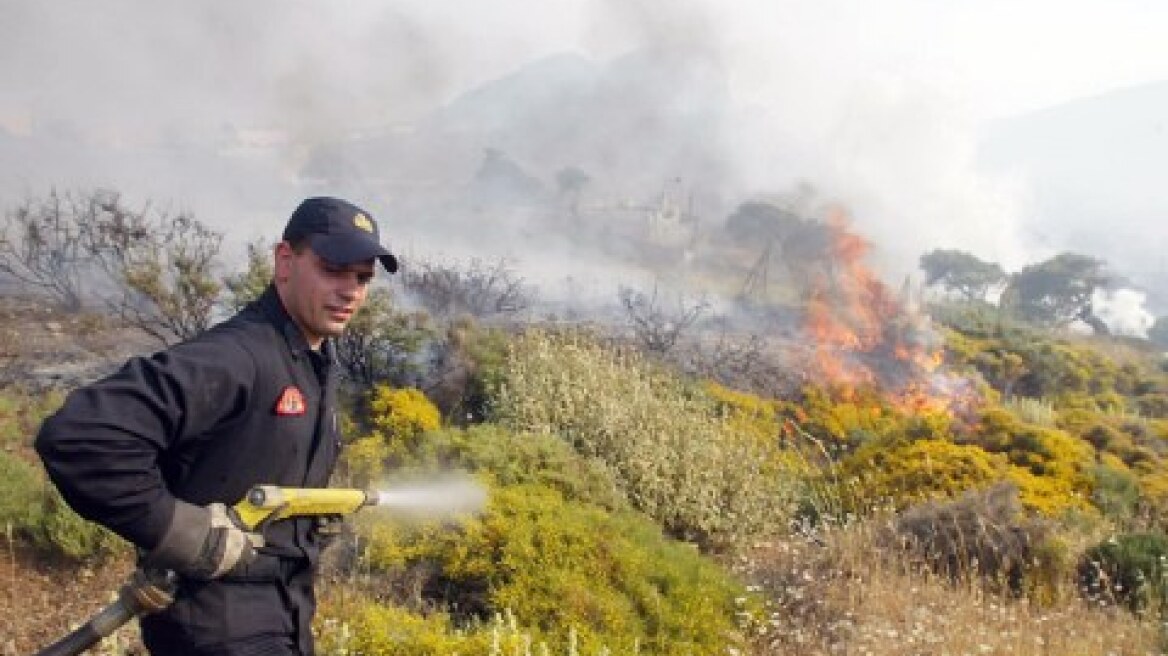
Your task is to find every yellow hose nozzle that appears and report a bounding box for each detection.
[232,485,376,531]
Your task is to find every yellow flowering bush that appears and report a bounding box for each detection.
[341,434,390,486]
[355,482,749,656]
[369,385,442,440]
[840,438,1007,509]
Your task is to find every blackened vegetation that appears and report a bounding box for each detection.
[617,284,709,355]
[884,483,1051,594]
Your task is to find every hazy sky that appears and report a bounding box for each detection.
[6,1,1165,128]
[2,0,1167,310]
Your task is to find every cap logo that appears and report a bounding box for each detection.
[353,213,374,233]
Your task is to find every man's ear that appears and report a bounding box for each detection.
[273,241,295,282]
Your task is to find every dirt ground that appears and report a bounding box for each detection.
[0,294,157,390]
[0,544,143,655]
[0,293,153,654]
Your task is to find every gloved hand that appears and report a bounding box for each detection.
[144,500,262,580]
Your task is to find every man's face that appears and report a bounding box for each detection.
[274,242,375,348]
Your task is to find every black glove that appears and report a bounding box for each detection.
[144,500,262,580]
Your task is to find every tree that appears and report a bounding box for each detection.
[90,199,224,345]
[334,287,433,389]
[402,258,533,320]
[919,249,1006,302]
[724,201,803,245]
[618,284,709,354]
[468,148,545,205]
[222,239,274,313]
[0,189,112,310]
[1001,252,1109,328]
[727,202,835,301]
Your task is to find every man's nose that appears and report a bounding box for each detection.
[337,278,361,299]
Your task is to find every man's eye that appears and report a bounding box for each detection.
[357,273,373,285]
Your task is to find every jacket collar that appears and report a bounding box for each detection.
[254,284,333,362]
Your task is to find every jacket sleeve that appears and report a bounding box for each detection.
[34,335,256,551]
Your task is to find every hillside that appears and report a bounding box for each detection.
[1,190,1167,653]
[978,80,1168,311]
[2,279,1167,653]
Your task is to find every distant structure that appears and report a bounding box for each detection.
[575,178,700,259]
[645,182,698,248]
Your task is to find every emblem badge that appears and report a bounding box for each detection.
[275,386,307,416]
[353,213,374,233]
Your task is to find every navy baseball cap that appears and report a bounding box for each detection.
[282,197,398,273]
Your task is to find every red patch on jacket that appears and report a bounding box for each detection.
[274,386,307,416]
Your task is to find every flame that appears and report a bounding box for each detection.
[799,207,976,416]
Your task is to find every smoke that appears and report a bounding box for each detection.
[2,0,1166,307]
[1093,288,1156,338]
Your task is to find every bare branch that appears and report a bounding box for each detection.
[402,257,534,320]
[0,189,110,310]
[617,284,709,354]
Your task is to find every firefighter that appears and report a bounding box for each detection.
[35,197,398,656]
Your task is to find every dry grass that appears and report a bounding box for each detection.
[738,523,1163,656]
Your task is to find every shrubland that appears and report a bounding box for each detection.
[0,387,122,560]
[2,189,1168,654]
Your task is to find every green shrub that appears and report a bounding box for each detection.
[425,320,511,423]
[399,425,628,512]
[494,330,795,550]
[0,450,42,529]
[317,601,488,656]
[0,451,120,560]
[0,386,64,448]
[358,483,749,655]
[341,435,392,487]
[348,385,443,474]
[1079,533,1168,614]
[1090,463,1141,520]
[1003,396,1058,427]
[779,386,903,450]
[33,487,121,559]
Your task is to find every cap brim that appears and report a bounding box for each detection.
[307,233,399,273]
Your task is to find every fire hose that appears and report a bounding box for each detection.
[32,485,382,656]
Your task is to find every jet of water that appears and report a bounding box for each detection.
[373,476,487,517]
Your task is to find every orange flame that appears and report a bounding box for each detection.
[799,207,975,416]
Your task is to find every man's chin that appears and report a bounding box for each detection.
[313,320,348,339]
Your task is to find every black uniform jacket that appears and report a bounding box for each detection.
[35,285,341,563]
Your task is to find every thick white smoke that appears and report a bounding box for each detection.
[1093,288,1155,338]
